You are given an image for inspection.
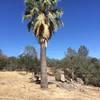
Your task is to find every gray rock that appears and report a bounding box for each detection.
[77,78,84,85]
[61,73,65,82]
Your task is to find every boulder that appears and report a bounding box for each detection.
[55,71,61,81]
[55,70,65,82]
[61,72,65,82]
[77,78,84,85]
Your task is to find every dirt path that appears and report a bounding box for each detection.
[0,71,100,100]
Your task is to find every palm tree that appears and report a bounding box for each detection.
[23,0,63,89]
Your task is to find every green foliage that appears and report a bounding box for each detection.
[17,55,40,72]
[0,56,8,70]
[47,58,60,68]
[78,45,89,57]
[23,0,63,44]
[22,46,37,59]
[63,46,100,87]
[48,45,100,87]
[0,49,8,70]
[17,46,40,72]
[0,46,40,74]
[0,45,100,87]
[6,57,18,71]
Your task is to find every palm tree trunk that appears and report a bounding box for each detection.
[40,42,48,89]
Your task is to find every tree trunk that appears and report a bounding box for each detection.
[40,42,48,89]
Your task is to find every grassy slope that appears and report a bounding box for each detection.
[0,71,100,100]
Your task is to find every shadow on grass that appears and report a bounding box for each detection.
[29,78,54,85]
[18,72,26,76]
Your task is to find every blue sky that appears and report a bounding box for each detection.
[0,0,100,59]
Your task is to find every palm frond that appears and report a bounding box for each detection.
[23,0,63,44]
[27,21,32,32]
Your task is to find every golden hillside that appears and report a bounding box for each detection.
[0,71,100,100]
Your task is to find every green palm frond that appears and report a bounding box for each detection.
[52,9,64,17]
[27,21,32,32]
[44,0,58,7]
[23,0,63,44]
[33,13,50,41]
[55,18,64,28]
[48,10,63,32]
[23,0,39,21]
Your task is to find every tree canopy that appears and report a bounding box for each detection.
[23,0,63,45]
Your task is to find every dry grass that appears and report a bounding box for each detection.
[0,71,100,100]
